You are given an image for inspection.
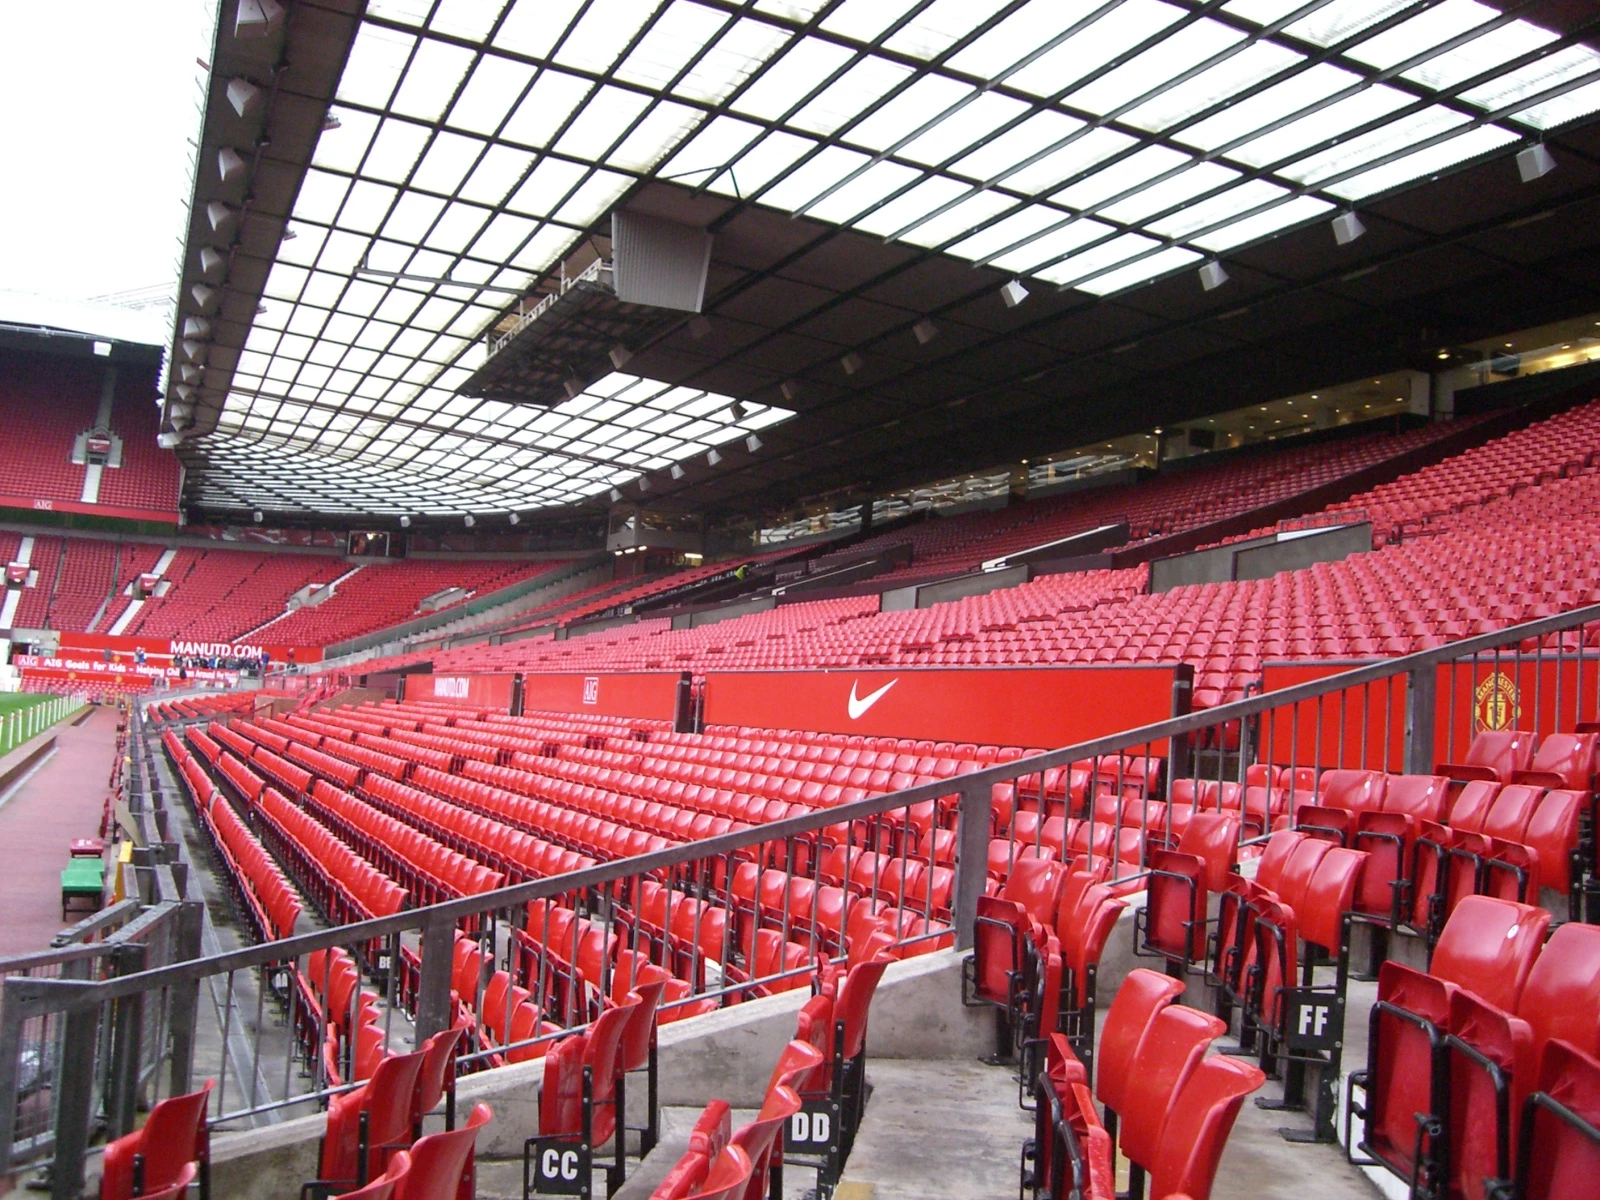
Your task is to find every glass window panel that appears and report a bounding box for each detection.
[1120,40,1302,133]
[1054,143,1193,211]
[552,0,658,72]
[1226,82,1414,169]
[505,157,588,216]
[708,130,815,197]
[988,216,1115,273]
[850,174,968,237]
[360,117,430,184]
[501,70,593,148]
[292,170,351,225]
[846,74,970,151]
[790,55,914,137]
[946,203,1074,262]
[1344,1,1508,75]
[1325,123,1516,199]
[1098,160,1239,225]
[733,37,855,123]
[391,37,475,122]
[803,158,921,224]
[1190,192,1332,250]
[898,189,1017,248]
[411,131,485,195]
[1007,0,1186,97]
[338,179,398,234]
[277,223,328,267]
[615,0,728,90]
[1069,18,1244,116]
[1276,0,1414,46]
[450,55,535,136]
[882,0,1014,60]
[1075,244,1201,295]
[1144,176,1287,240]
[1178,62,1361,153]
[552,170,631,225]
[313,107,378,175]
[460,144,534,205]
[1510,77,1600,130]
[950,110,1083,182]
[897,91,1030,166]
[264,263,310,303]
[677,18,792,105]
[946,0,1083,79]
[1461,45,1600,121]
[468,212,536,263]
[428,0,511,43]
[367,1,432,29]
[380,191,447,244]
[556,85,652,158]
[510,224,580,269]
[337,23,415,109]
[423,202,492,254]
[608,99,700,171]
[660,115,764,186]
[1007,125,1137,194]
[1281,103,1468,186]
[759,144,871,211]
[299,271,346,309]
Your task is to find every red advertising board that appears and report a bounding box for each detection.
[519,672,685,722]
[1432,654,1600,763]
[15,655,239,687]
[1260,661,1407,772]
[407,673,518,712]
[700,666,1179,748]
[52,632,323,664]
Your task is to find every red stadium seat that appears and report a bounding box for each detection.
[100,1079,212,1200]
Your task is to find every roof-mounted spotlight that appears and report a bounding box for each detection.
[1198,261,1230,291]
[1331,211,1366,246]
[1000,279,1030,308]
[637,476,650,492]
[217,147,248,184]
[181,340,206,361]
[840,352,864,375]
[226,77,263,118]
[157,431,184,449]
[399,515,412,528]
[252,509,264,523]
[183,317,211,339]
[913,318,938,345]
[779,380,800,402]
[1516,142,1556,182]
[173,384,195,403]
[728,401,748,421]
[563,374,584,399]
[670,464,685,480]
[463,514,475,527]
[608,488,625,503]
[92,341,112,357]
[508,512,520,525]
[199,246,228,276]
[322,115,342,132]
[179,365,200,383]
[608,344,633,369]
[745,433,763,453]
[706,448,723,466]
[206,201,237,234]
[234,0,285,39]
[191,283,218,309]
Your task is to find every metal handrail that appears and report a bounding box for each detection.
[29,598,1600,1007]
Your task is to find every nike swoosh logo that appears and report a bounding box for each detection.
[847,678,898,720]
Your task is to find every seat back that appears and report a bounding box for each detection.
[393,1102,491,1200]
[321,1051,426,1182]
[1430,896,1551,1013]
[1000,857,1068,928]
[1363,963,1453,1183]
[1143,850,1205,963]
[1145,1055,1266,1200]
[1517,922,1600,1065]
[1446,989,1533,1200]
[1175,812,1238,891]
[618,978,665,1074]
[728,1085,800,1200]
[833,958,890,1063]
[129,1162,199,1200]
[100,1079,213,1200]
[1382,774,1449,823]
[412,1028,463,1127]
[1318,769,1386,817]
[338,1151,410,1200]
[1519,1039,1600,1200]
[1117,1004,1228,1170]
[1520,732,1598,790]
[766,1039,826,1097]
[538,1033,589,1137]
[1094,969,1185,1115]
[1462,731,1538,782]
[1298,847,1367,954]
[684,1144,754,1200]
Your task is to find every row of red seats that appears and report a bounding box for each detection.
[1026,969,1265,1200]
[248,779,406,928]
[1349,896,1600,1200]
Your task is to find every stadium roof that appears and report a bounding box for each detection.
[170,0,1600,525]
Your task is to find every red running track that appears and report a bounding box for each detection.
[0,706,119,958]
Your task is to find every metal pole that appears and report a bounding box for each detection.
[49,997,102,1200]
[952,783,993,952]
[414,912,455,1044]
[1404,665,1437,774]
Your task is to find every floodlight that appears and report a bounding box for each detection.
[1331,212,1366,245]
[508,512,520,525]
[199,247,227,276]
[191,283,217,309]
[463,514,475,527]
[780,380,800,401]
[840,352,864,375]
[608,344,633,369]
[157,431,183,449]
[226,77,262,118]
[746,433,762,453]
[670,464,685,480]
[399,515,411,528]
[1000,280,1030,307]
[183,317,211,339]
[729,401,747,421]
[218,147,247,184]
[206,201,237,234]
[706,448,723,466]
[1516,143,1556,182]
[92,341,112,357]
[1198,261,1229,291]
[252,510,264,523]
[913,318,938,345]
[234,0,285,39]
[609,488,625,502]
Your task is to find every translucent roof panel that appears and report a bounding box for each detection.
[187,0,1599,516]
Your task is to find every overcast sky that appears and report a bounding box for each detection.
[0,1,216,316]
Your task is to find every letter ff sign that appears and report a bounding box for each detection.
[527,1138,589,1196]
[582,677,600,705]
[1284,989,1340,1053]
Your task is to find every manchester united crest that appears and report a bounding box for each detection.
[1473,671,1521,732]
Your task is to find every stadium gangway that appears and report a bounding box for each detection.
[6,602,1600,1199]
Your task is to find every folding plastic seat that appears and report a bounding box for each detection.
[392,1102,490,1200]
[1514,732,1598,791]
[99,1079,213,1200]
[1141,1055,1265,1200]
[315,1049,427,1191]
[1431,895,1551,1013]
[1437,730,1537,784]
[1509,1038,1600,1200]
[1115,1004,1229,1198]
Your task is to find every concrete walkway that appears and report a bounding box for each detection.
[0,706,118,957]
